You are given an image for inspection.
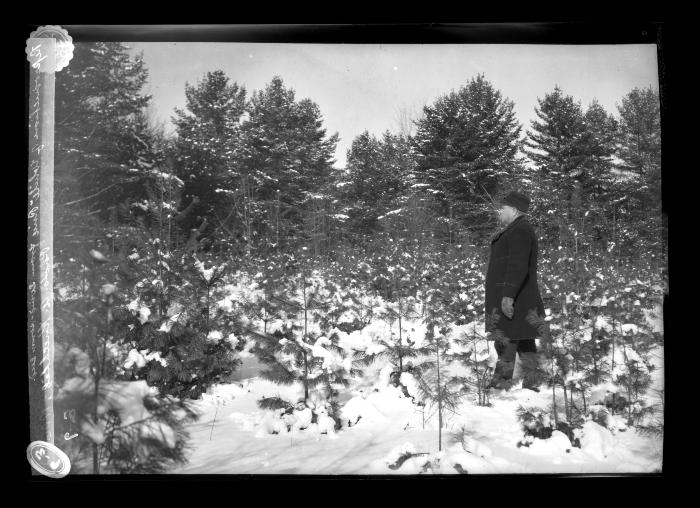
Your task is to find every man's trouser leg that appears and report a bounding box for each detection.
[491,338,518,387]
[516,339,544,391]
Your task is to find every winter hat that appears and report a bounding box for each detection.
[500,191,530,213]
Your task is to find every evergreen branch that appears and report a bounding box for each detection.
[60,183,120,207]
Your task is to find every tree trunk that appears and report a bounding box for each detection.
[612,205,618,267]
[276,189,280,252]
[303,349,309,402]
[303,276,309,402]
[611,312,616,415]
[397,283,403,373]
[436,331,443,452]
[569,385,574,420]
[206,285,210,333]
[449,204,453,246]
[473,340,482,406]
[92,373,100,474]
[551,353,559,428]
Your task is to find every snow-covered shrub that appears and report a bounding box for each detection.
[254,397,336,436]
[257,395,294,412]
[53,161,247,473]
[383,442,431,472]
[446,320,496,406]
[351,292,427,387]
[588,405,629,434]
[55,377,197,474]
[533,245,664,431]
[516,405,556,441]
[314,404,338,436]
[414,323,467,451]
[251,267,360,417]
[515,405,581,448]
[114,249,243,400]
[256,409,288,436]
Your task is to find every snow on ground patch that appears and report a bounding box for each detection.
[577,421,616,461]
[399,372,419,398]
[255,409,288,437]
[643,303,664,333]
[171,373,662,474]
[383,442,416,465]
[442,442,499,474]
[202,382,249,403]
[589,382,618,405]
[523,430,572,456]
[371,442,431,473]
[315,406,338,437]
[340,393,389,426]
[291,407,313,430]
[227,411,258,431]
[166,303,663,474]
[58,378,177,447]
[459,433,494,458]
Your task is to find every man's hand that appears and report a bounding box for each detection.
[540,334,554,354]
[486,331,509,348]
[501,297,514,319]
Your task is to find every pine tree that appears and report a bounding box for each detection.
[614,86,663,259]
[447,323,494,407]
[53,42,209,474]
[343,131,384,233]
[415,323,465,451]
[579,100,620,252]
[54,246,123,473]
[524,86,589,251]
[54,42,158,269]
[239,76,339,252]
[353,291,426,387]
[581,101,619,198]
[412,74,524,241]
[112,194,244,401]
[172,70,248,253]
[525,85,588,181]
[617,87,661,194]
[251,267,355,409]
[342,130,416,236]
[53,159,245,473]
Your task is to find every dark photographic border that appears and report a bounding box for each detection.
[23,21,675,484]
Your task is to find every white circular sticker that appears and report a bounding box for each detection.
[26,441,71,478]
[25,25,74,73]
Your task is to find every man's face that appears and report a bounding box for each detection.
[497,204,517,224]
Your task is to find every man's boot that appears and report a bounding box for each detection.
[489,360,516,390]
[518,352,543,392]
[490,338,518,391]
[488,376,515,390]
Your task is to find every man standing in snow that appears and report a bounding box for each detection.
[484,191,547,392]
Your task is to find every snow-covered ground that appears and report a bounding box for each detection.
[164,274,664,475]
[171,347,663,475]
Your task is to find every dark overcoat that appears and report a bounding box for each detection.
[484,215,545,342]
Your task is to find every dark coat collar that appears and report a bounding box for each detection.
[490,214,526,244]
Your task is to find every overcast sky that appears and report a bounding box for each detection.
[127,43,659,169]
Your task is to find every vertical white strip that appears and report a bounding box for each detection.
[27,37,56,445]
[40,45,56,445]
[27,48,42,449]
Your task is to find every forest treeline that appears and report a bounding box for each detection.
[54,43,663,267]
[49,43,665,473]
